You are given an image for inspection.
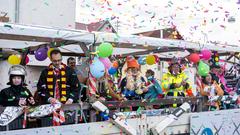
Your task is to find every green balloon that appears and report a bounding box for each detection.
[198,61,210,77]
[98,42,113,58]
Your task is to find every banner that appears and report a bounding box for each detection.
[190,109,240,135]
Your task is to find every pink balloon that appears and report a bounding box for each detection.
[99,57,112,69]
[200,49,212,60]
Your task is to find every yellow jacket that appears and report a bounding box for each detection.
[162,71,192,94]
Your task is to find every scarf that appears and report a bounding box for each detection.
[47,63,67,103]
[126,73,144,95]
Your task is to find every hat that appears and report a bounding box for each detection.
[126,56,139,69]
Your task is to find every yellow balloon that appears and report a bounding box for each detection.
[47,48,54,58]
[146,55,156,65]
[8,55,21,65]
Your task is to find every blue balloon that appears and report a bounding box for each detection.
[138,56,146,65]
[108,67,117,75]
[90,58,105,78]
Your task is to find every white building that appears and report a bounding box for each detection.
[0,0,76,91]
[0,0,76,28]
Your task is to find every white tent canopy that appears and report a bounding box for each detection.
[0,22,239,55]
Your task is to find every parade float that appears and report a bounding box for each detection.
[0,22,239,135]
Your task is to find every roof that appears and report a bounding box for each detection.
[0,22,239,56]
[75,20,117,33]
[135,28,183,39]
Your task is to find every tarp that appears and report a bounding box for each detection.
[0,22,239,54]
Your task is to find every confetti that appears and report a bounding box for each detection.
[150,98,156,103]
[108,104,114,107]
[4,24,12,29]
[136,107,141,115]
[44,2,49,6]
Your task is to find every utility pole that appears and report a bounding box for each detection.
[116,18,119,33]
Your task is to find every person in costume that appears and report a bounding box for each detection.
[162,58,193,107]
[199,73,224,111]
[0,65,35,106]
[209,64,230,95]
[209,52,231,95]
[37,49,79,104]
[143,69,163,99]
[119,56,145,100]
[93,73,124,101]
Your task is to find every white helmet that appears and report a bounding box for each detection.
[8,65,27,76]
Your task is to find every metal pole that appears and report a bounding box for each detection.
[15,0,20,23]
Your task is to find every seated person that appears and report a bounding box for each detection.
[162,58,193,107]
[210,64,229,95]
[0,65,35,106]
[143,69,163,99]
[94,73,124,101]
[199,73,224,111]
[119,56,145,100]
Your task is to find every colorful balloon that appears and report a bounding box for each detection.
[200,49,212,60]
[189,53,200,64]
[153,55,160,63]
[198,61,210,77]
[47,48,54,58]
[98,43,113,58]
[35,47,48,61]
[112,61,118,68]
[99,57,112,69]
[138,56,146,65]
[25,55,29,64]
[146,55,156,65]
[108,67,117,75]
[8,54,21,65]
[90,57,105,78]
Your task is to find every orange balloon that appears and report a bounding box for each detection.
[112,61,118,68]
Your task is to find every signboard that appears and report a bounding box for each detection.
[190,109,240,135]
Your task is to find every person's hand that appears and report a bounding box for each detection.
[28,97,35,105]
[142,87,148,92]
[98,97,106,102]
[65,99,73,105]
[19,98,27,106]
[120,97,128,101]
[49,98,59,104]
[213,80,217,85]
[157,94,164,98]
[174,83,181,88]
[181,80,187,86]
